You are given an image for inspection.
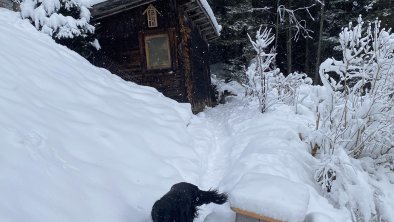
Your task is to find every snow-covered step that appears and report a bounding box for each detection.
[229,174,309,222]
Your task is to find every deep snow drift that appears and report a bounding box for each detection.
[0,9,199,222]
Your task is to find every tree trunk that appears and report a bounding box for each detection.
[273,0,280,70]
[315,0,325,84]
[304,38,310,74]
[286,0,292,74]
[274,0,280,51]
[286,20,292,74]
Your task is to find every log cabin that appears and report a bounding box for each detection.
[90,0,221,113]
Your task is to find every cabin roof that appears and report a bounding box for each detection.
[91,0,221,41]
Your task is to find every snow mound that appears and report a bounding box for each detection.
[219,101,351,222]
[304,212,335,222]
[231,174,309,222]
[0,9,199,222]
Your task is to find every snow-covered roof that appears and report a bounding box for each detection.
[186,0,222,38]
[91,0,221,41]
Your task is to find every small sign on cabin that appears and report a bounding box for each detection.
[143,4,161,28]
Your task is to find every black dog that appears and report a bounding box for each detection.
[151,182,228,222]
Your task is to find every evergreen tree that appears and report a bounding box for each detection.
[20,0,97,56]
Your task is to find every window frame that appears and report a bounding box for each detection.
[139,29,176,71]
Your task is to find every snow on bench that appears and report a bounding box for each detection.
[230,174,310,222]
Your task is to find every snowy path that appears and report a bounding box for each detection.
[186,93,350,222]
[187,99,242,221]
[192,106,232,188]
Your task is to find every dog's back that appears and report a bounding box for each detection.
[151,182,228,222]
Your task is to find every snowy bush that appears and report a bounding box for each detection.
[244,27,311,112]
[20,0,96,54]
[274,71,312,106]
[317,15,394,161]
[313,16,394,221]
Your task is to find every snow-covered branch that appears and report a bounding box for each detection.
[20,0,94,39]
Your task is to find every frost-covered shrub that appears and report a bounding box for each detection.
[317,16,394,160]
[244,27,278,112]
[244,27,311,112]
[274,72,312,106]
[20,0,97,55]
[315,149,377,221]
[313,16,394,221]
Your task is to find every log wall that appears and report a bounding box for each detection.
[91,0,213,113]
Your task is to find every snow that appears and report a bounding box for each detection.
[2,6,389,222]
[212,100,349,222]
[230,174,310,222]
[20,0,94,39]
[0,9,198,222]
[304,212,335,222]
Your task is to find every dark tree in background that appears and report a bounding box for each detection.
[208,0,254,82]
[208,0,394,84]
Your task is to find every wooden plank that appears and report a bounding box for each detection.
[193,16,208,23]
[182,0,197,9]
[207,35,219,41]
[189,11,205,19]
[231,207,283,222]
[199,22,211,29]
[184,5,200,13]
[202,30,217,39]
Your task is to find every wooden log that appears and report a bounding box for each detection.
[231,207,283,222]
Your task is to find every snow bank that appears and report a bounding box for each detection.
[220,105,313,221]
[231,174,310,221]
[0,9,199,222]
[218,93,351,221]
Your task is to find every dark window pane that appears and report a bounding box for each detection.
[145,34,171,69]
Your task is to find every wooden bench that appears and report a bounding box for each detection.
[231,207,283,222]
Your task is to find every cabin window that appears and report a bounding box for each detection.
[144,34,172,70]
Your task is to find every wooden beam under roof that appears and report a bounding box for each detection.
[184,5,200,13]
[180,0,220,42]
[91,0,156,21]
